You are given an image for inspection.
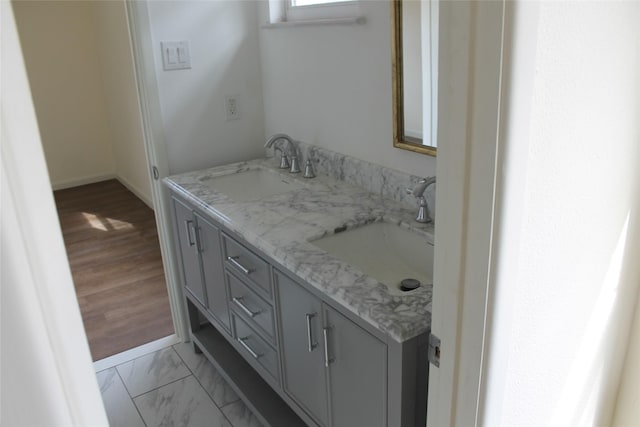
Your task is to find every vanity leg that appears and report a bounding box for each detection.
[186,298,203,354]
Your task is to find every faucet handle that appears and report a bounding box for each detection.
[273,146,290,169]
[408,177,435,223]
[303,159,316,178]
[290,155,301,174]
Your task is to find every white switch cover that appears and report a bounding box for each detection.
[161,41,191,71]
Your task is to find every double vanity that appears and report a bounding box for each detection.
[164,142,435,427]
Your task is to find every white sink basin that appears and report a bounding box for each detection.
[201,169,304,202]
[310,221,433,293]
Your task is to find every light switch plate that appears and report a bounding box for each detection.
[161,41,191,71]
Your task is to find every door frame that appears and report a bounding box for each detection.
[427,1,507,426]
[1,3,109,424]
[124,0,188,341]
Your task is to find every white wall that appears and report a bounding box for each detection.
[482,1,640,425]
[13,0,116,188]
[93,0,152,205]
[13,0,153,203]
[259,1,436,177]
[2,3,108,423]
[147,1,265,175]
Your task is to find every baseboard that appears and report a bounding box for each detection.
[52,173,153,210]
[93,334,181,372]
[115,175,154,210]
[51,173,116,191]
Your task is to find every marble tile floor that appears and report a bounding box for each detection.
[97,343,263,427]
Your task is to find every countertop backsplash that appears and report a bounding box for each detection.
[267,140,436,222]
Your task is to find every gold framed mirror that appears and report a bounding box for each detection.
[391,0,438,157]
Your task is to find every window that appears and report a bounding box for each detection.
[268,0,361,24]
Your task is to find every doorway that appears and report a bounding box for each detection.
[12,0,176,361]
[53,180,173,360]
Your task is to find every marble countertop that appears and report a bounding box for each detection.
[164,158,434,342]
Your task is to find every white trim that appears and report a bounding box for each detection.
[262,15,364,28]
[124,0,188,340]
[51,173,116,191]
[286,0,358,21]
[116,175,154,210]
[268,0,360,24]
[93,334,181,372]
[50,173,154,210]
[426,1,506,426]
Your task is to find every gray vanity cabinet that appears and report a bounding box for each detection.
[171,197,230,333]
[173,197,206,305]
[169,190,426,427]
[277,271,330,426]
[325,307,386,427]
[197,213,230,332]
[276,270,386,427]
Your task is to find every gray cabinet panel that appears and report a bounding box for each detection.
[227,272,276,342]
[276,271,329,427]
[173,198,205,305]
[325,306,387,427]
[196,213,230,332]
[233,314,280,383]
[222,234,271,298]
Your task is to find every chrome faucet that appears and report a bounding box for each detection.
[406,177,436,223]
[265,134,300,173]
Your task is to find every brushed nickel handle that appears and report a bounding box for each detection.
[323,326,334,368]
[227,256,253,275]
[305,313,317,352]
[194,226,203,253]
[237,337,262,359]
[184,220,195,247]
[232,297,260,318]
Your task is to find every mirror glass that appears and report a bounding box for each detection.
[392,0,438,156]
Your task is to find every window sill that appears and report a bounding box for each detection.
[262,15,365,29]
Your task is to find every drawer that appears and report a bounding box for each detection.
[222,234,271,298]
[227,272,276,343]
[232,314,280,383]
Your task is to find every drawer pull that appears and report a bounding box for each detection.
[184,220,195,247]
[227,256,253,275]
[237,337,262,359]
[305,313,317,352]
[323,326,334,368]
[232,297,260,318]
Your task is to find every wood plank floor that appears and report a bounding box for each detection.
[54,179,174,361]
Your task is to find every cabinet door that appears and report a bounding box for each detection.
[276,271,329,427]
[195,213,230,332]
[172,198,205,305]
[325,305,387,427]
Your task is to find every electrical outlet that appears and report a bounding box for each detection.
[225,96,240,121]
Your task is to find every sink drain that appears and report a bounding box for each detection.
[400,278,421,292]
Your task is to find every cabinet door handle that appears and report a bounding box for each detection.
[237,337,262,359]
[305,313,317,352]
[232,297,260,318]
[184,220,195,247]
[323,326,334,368]
[227,256,253,275]
[194,226,203,253]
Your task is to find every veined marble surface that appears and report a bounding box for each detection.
[164,153,435,342]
